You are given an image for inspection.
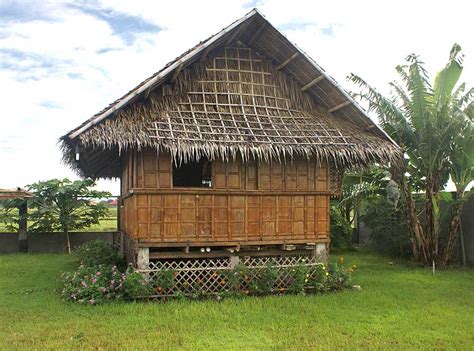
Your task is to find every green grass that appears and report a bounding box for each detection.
[0,207,118,232]
[0,252,473,350]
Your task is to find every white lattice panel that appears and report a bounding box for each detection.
[139,254,325,298]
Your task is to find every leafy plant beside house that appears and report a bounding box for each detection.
[61,264,149,304]
[360,196,412,258]
[62,240,149,304]
[74,239,125,270]
[329,205,353,251]
[350,44,473,265]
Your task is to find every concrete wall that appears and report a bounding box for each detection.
[0,232,115,254]
[461,196,474,266]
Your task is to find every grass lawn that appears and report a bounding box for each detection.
[0,252,473,350]
[0,207,118,232]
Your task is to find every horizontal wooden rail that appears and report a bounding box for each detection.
[122,188,332,200]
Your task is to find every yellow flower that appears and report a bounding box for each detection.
[325,272,329,276]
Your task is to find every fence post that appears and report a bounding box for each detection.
[18,201,28,253]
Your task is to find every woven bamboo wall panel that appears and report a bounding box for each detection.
[124,192,328,243]
[124,149,330,192]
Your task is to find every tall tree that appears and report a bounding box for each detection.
[349,44,473,265]
[27,179,111,253]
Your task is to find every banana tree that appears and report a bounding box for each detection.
[349,44,473,265]
[337,167,390,225]
[444,91,473,264]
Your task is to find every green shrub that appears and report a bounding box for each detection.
[219,260,353,297]
[150,270,176,295]
[286,264,308,294]
[306,263,329,293]
[326,263,352,291]
[61,264,149,304]
[330,206,353,250]
[74,240,125,269]
[360,197,412,258]
[248,262,278,295]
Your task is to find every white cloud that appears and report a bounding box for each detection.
[0,0,473,194]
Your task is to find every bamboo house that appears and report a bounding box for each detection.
[61,9,400,269]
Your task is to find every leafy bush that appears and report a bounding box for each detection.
[286,264,308,294]
[306,263,329,292]
[150,270,176,295]
[61,264,149,304]
[330,206,354,250]
[74,240,125,269]
[248,262,278,295]
[219,260,354,297]
[360,196,412,258]
[326,263,352,291]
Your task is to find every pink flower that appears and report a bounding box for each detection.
[96,271,102,276]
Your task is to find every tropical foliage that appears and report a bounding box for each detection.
[1,179,111,253]
[350,44,473,265]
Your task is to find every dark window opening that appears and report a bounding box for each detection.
[173,159,212,188]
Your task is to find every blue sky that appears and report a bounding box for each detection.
[0,0,473,194]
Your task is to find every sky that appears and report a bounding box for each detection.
[1,0,473,195]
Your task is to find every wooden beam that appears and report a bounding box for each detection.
[301,75,325,91]
[247,23,267,45]
[143,86,153,100]
[328,100,351,113]
[225,21,250,46]
[170,63,183,83]
[200,45,213,62]
[277,52,299,70]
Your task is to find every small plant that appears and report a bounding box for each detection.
[326,263,352,291]
[306,263,328,292]
[286,264,308,295]
[122,269,151,298]
[151,270,176,295]
[225,263,253,292]
[248,262,278,295]
[61,264,149,304]
[330,206,353,251]
[74,240,125,270]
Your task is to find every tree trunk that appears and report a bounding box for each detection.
[424,175,434,262]
[400,176,428,263]
[65,228,71,254]
[443,190,464,264]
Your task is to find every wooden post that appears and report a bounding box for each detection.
[18,201,28,253]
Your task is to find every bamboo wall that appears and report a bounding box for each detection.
[120,149,334,246]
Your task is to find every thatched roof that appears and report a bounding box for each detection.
[61,9,400,178]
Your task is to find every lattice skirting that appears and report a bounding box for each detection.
[138,254,327,298]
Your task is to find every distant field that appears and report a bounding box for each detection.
[0,207,118,232]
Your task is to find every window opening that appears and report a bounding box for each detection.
[173,158,212,187]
